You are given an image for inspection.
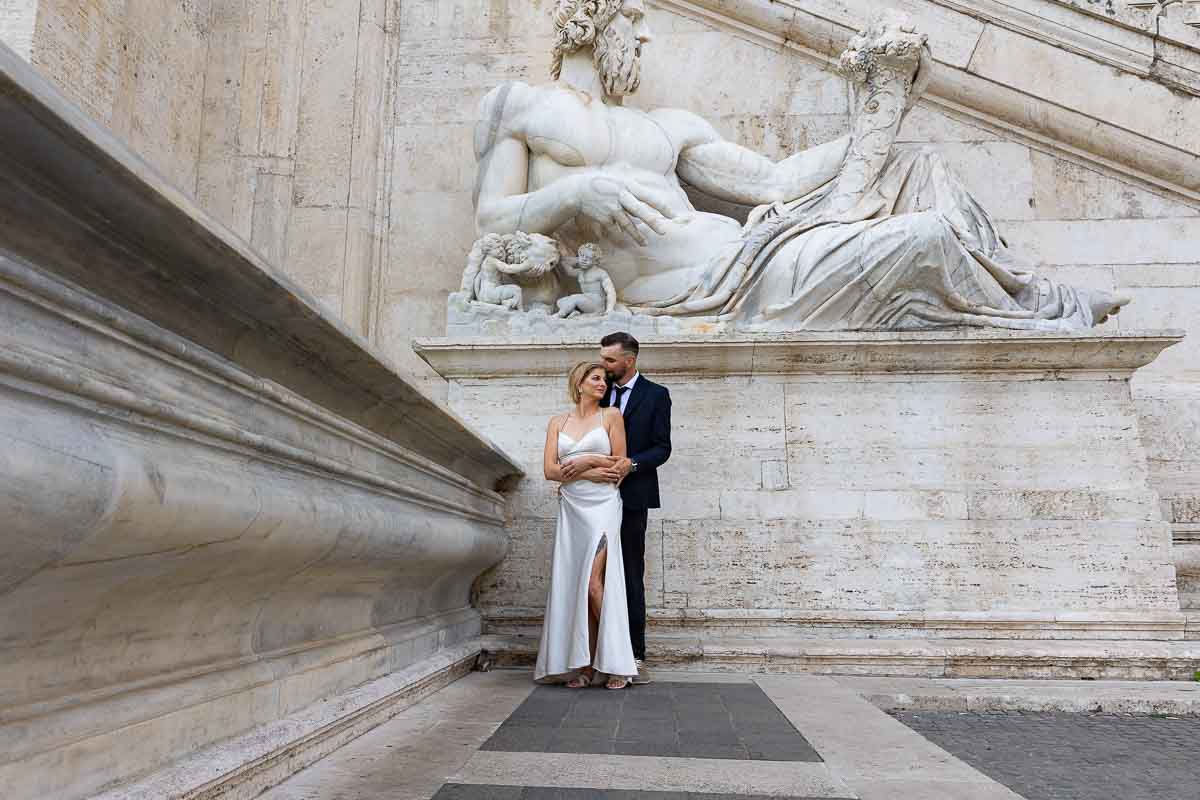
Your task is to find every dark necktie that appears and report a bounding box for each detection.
[613,385,629,413]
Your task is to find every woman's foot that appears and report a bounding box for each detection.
[606,675,630,690]
[566,668,594,689]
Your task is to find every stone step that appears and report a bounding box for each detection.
[839,675,1200,715]
[482,634,1200,681]
[1186,610,1200,640]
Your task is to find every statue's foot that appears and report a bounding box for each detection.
[1091,291,1132,325]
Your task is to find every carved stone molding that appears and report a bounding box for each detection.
[415,330,1184,379]
[0,40,518,800]
[652,0,1200,202]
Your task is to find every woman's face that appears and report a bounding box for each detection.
[579,368,608,400]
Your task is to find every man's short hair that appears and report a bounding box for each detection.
[601,331,639,356]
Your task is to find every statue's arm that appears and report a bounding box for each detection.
[601,271,617,314]
[662,109,850,205]
[474,84,674,240]
[474,84,584,235]
[475,138,585,237]
[557,257,581,277]
[485,255,531,276]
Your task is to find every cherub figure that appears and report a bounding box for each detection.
[555,243,617,318]
[457,232,561,311]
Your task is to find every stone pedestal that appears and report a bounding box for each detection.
[416,331,1200,679]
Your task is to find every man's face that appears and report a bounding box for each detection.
[600,344,636,383]
[595,0,652,97]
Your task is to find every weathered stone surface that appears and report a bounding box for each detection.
[421,333,1187,666]
[0,0,36,59]
[0,46,519,800]
[6,0,1198,499]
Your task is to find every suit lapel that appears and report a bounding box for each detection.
[621,377,648,420]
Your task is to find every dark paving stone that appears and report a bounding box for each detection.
[432,787,837,799]
[893,710,1200,800]
[479,682,821,762]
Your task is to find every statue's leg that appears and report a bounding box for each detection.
[575,295,604,315]
[882,148,1007,253]
[555,296,580,318]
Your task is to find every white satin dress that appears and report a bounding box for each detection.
[533,422,638,682]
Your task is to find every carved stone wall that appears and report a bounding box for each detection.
[0,45,519,800]
[0,0,400,373]
[421,334,1200,677]
[390,0,1200,615]
[5,1,1198,401]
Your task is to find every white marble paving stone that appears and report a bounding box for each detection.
[842,675,1200,716]
[257,672,536,800]
[252,670,1058,800]
[450,751,855,798]
[754,675,1025,800]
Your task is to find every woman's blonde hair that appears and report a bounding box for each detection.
[567,361,607,404]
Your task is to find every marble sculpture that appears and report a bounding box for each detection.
[467,1,1130,330]
[455,230,564,311]
[555,243,618,317]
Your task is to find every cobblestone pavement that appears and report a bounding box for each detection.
[893,710,1200,800]
[481,682,822,762]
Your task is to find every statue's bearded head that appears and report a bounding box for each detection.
[551,0,650,98]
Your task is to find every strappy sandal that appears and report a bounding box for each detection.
[566,668,594,689]
[606,675,630,690]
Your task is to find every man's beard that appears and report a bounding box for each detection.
[594,23,641,97]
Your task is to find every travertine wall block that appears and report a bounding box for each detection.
[420,333,1187,648]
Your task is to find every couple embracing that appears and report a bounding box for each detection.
[534,332,672,690]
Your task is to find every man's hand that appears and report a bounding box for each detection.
[561,454,617,481]
[579,466,622,483]
[612,457,633,480]
[572,173,676,246]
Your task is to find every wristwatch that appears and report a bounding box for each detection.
[629,461,639,473]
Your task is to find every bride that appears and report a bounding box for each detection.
[534,361,638,690]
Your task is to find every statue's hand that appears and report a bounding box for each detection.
[839,12,928,91]
[522,259,550,279]
[872,34,925,78]
[572,173,676,246]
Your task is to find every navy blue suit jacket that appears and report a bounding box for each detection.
[602,375,672,511]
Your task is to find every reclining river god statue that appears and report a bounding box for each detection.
[471,1,1129,330]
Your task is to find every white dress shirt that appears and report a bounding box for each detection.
[609,371,640,414]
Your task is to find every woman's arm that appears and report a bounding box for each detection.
[548,414,619,483]
[544,415,566,482]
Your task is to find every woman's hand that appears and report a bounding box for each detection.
[561,454,619,482]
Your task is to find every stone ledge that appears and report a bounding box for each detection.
[482,635,1200,680]
[483,608,1189,641]
[0,609,481,765]
[0,42,519,488]
[846,675,1200,715]
[89,642,482,800]
[415,330,1184,379]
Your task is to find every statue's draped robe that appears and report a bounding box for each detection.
[637,149,1104,331]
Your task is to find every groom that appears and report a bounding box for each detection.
[599,331,671,685]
